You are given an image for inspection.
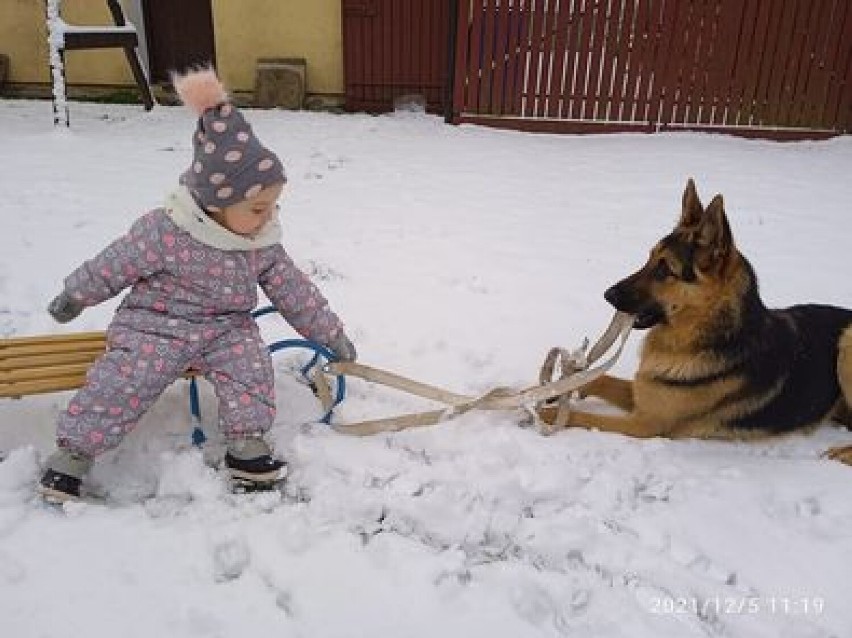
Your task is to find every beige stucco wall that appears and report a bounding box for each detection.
[0,0,344,96]
[212,0,343,95]
[1,0,131,84]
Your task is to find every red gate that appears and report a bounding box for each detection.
[450,0,852,138]
[342,0,453,114]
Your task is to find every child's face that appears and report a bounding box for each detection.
[213,182,284,237]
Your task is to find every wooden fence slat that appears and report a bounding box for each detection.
[604,0,636,122]
[593,0,619,121]
[824,1,852,128]
[428,0,444,110]
[649,0,687,126]
[400,0,410,102]
[509,0,531,117]
[565,0,588,120]
[669,0,694,124]
[481,0,499,112]
[438,0,451,111]
[541,0,561,118]
[680,0,707,124]
[583,0,608,120]
[545,0,572,118]
[572,0,594,119]
[359,1,371,109]
[818,0,847,127]
[342,1,355,110]
[490,0,511,115]
[648,0,680,124]
[424,0,435,106]
[622,0,654,122]
[522,0,543,116]
[695,0,717,125]
[700,0,726,125]
[736,0,773,125]
[416,0,427,104]
[695,0,722,124]
[766,0,803,126]
[789,0,828,128]
[466,0,485,112]
[840,14,852,128]
[372,1,384,108]
[840,10,852,129]
[451,0,471,121]
[769,0,819,126]
[752,1,787,125]
[657,0,690,125]
[538,0,560,117]
[807,0,848,128]
[719,0,756,126]
[531,0,550,117]
[501,0,525,117]
[679,0,709,125]
[708,0,731,125]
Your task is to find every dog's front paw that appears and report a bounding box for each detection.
[824,445,852,466]
[536,418,562,436]
[533,400,573,435]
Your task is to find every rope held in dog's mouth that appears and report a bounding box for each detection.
[325,311,634,436]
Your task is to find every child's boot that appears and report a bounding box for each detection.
[39,449,92,502]
[224,437,286,488]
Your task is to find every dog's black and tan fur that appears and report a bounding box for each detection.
[539,179,852,464]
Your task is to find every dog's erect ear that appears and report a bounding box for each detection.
[679,178,703,228]
[696,194,734,268]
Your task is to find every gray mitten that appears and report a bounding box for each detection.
[327,331,357,361]
[48,291,84,324]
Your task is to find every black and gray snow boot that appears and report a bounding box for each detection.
[39,449,93,503]
[224,437,286,489]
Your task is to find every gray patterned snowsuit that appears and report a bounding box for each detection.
[56,195,343,458]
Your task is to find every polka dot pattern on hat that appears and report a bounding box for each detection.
[176,68,286,212]
[245,184,263,199]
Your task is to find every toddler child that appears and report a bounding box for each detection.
[39,68,355,502]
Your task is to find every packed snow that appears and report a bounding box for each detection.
[0,98,850,638]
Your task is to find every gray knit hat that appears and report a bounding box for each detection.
[174,68,286,213]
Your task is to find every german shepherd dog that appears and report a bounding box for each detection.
[539,179,852,464]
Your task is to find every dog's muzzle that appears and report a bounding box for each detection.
[604,284,663,330]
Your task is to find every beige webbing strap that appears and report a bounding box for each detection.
[311,366,335,416]
[326,312,633,436]
[326,360,473,407]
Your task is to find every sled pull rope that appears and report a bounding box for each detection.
[326,311,633,436]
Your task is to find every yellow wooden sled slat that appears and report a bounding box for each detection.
[0,374,90,398]
[0,332,106,399]
[0,350,106,371]
[0,362,94,384]
[0,331,107,348]
[0,330,203,399]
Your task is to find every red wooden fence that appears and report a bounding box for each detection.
[342,0,452,114]
[450,0,852,138]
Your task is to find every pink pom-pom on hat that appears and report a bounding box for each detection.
[174,66,285,212]
[173,67,228,115]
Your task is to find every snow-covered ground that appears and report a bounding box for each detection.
[0,99,850,638]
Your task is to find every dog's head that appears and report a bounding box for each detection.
[605,178,738,330]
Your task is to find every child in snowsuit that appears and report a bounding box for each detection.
[39,68,355,501]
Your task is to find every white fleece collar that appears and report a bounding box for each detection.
[165,186,283,251]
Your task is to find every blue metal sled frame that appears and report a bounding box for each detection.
[188,306,346,445]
